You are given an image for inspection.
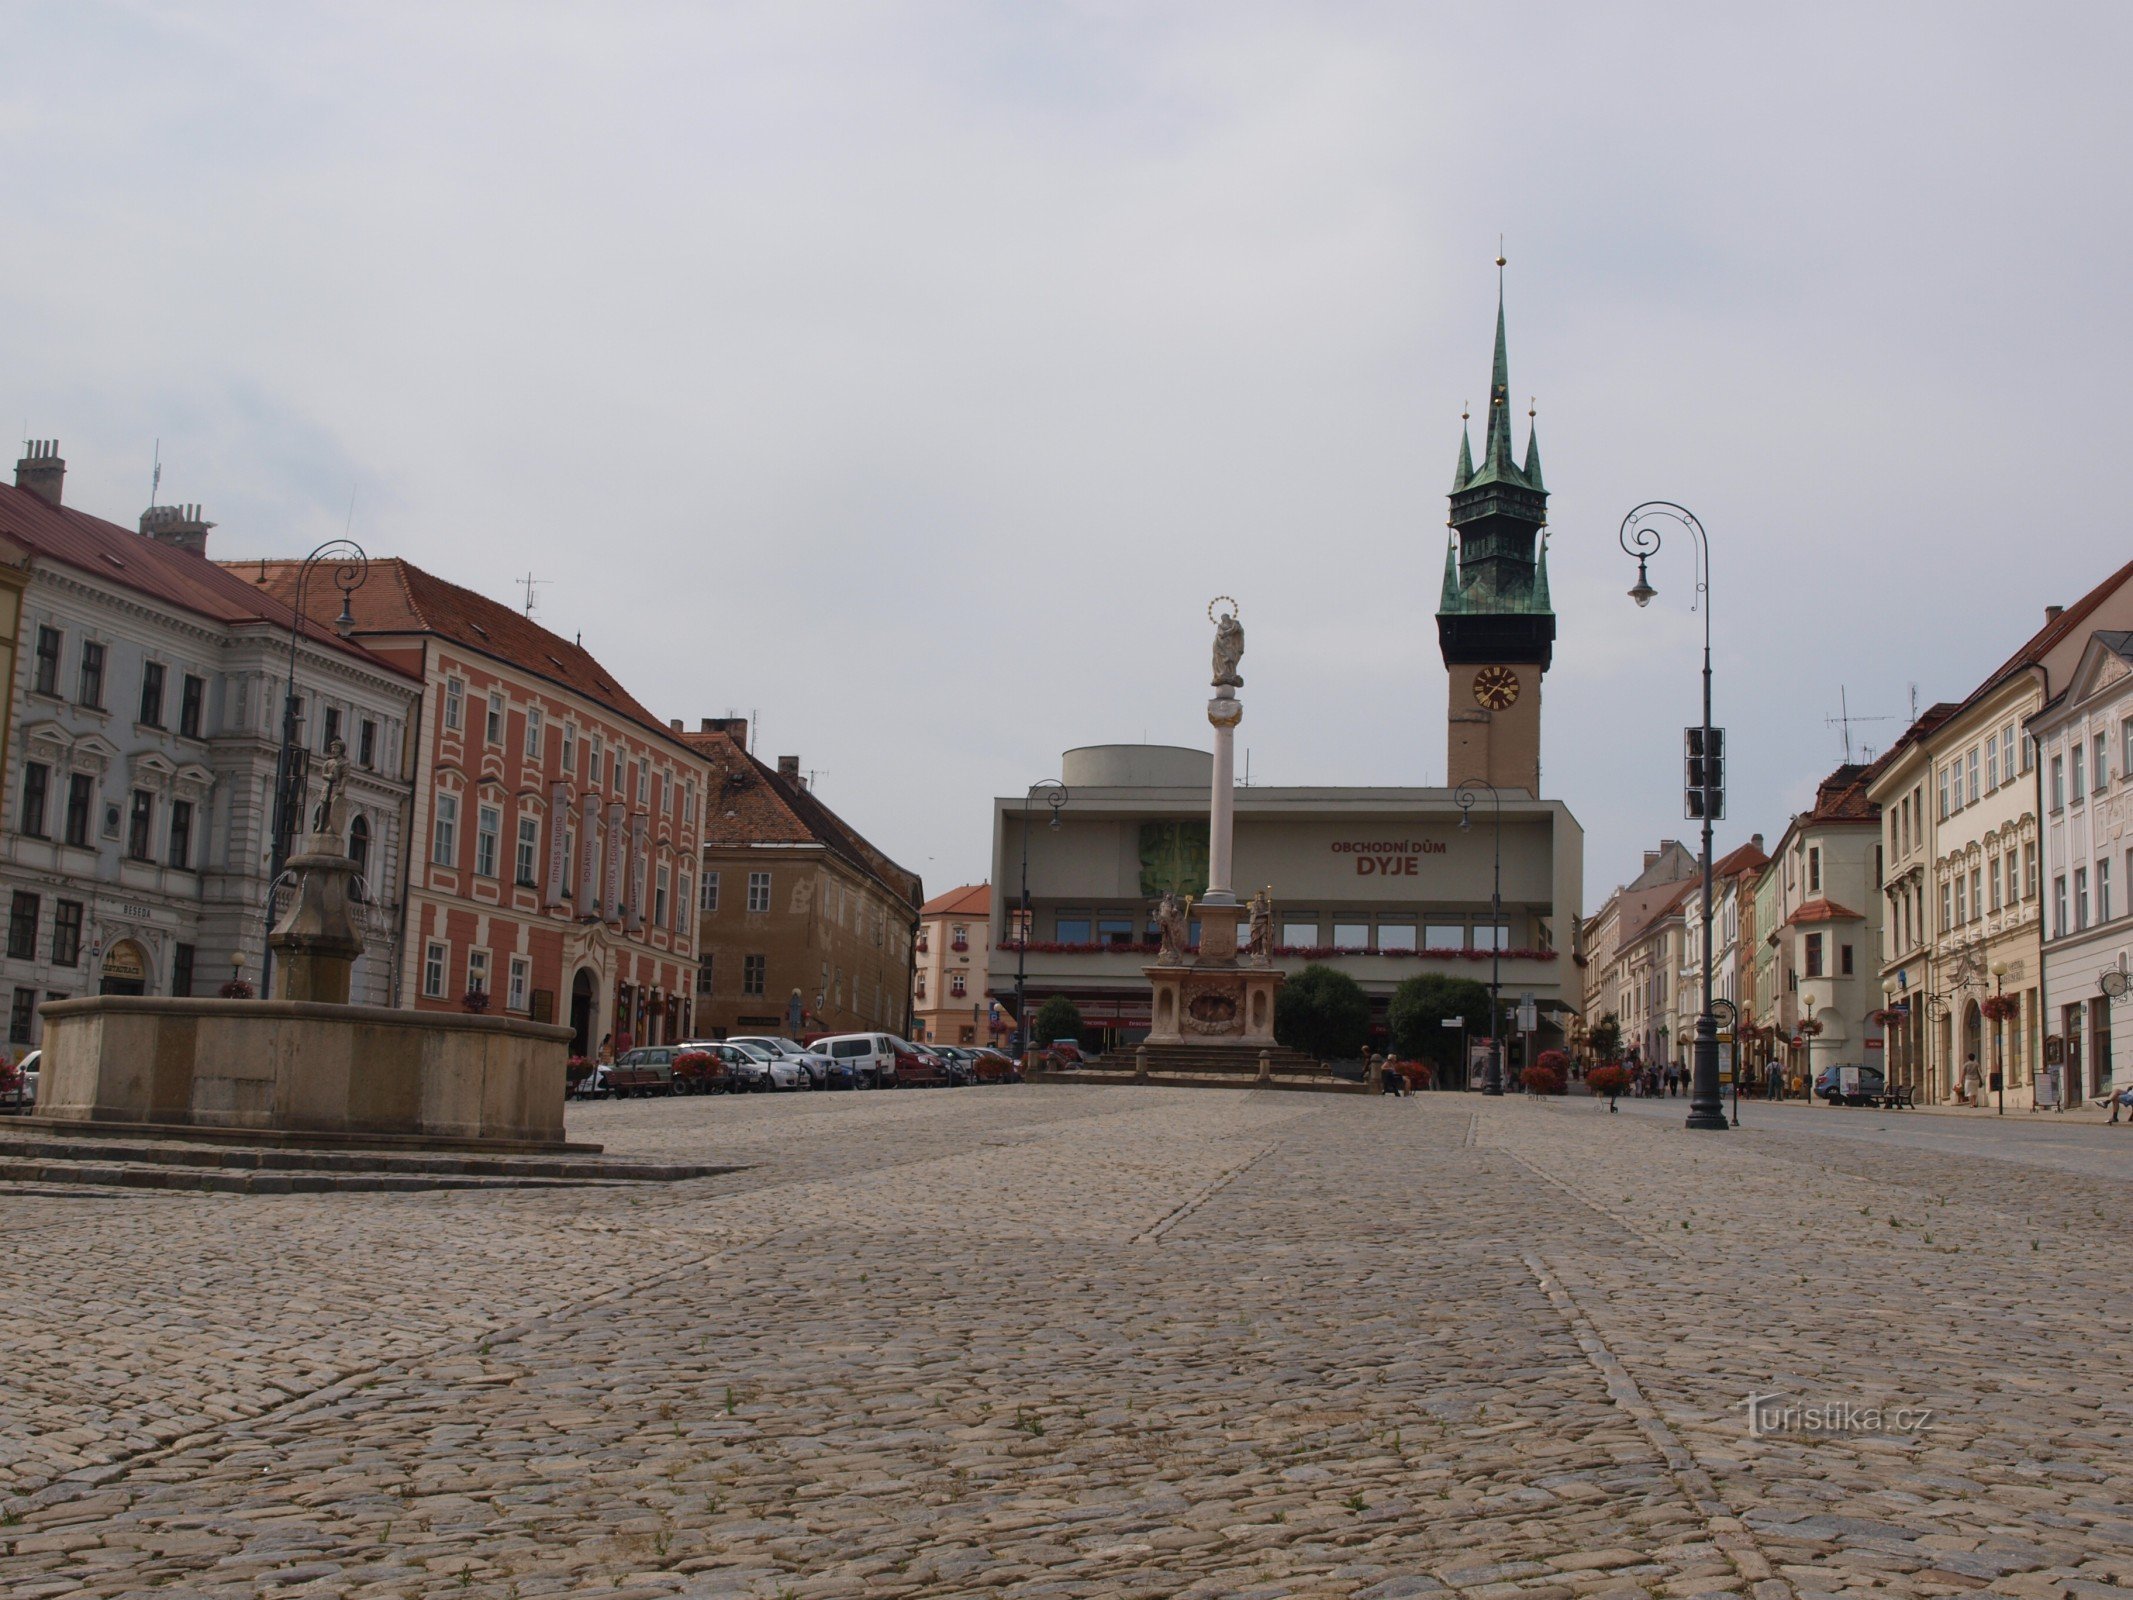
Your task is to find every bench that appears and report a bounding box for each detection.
[1876,1084,1916,1110]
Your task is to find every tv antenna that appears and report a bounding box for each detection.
[517,572,547,621]
[1826,685,1902,764]
[149,438,161,505]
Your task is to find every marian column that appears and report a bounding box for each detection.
[1142,600,1282,1052]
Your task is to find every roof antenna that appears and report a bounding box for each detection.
[344,484,357,537]
[516,572,546,620]
[149,438,161,506]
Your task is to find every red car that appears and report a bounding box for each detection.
[890,1038,952,1088]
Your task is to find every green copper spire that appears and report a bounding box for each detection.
[1437,262,1555,672]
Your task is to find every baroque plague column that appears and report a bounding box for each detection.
[1144,600,1283,1049]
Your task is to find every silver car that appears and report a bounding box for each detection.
[730,1035,840,1089]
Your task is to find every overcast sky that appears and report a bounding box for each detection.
[9,3,2131,909]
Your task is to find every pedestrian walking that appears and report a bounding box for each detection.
[1959,1054,1983,1107]
[1765,1058,1783,1101]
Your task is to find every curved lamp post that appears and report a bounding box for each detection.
[1012,780,1068,1061]
[259,539,368,996]
[1455,776,1504,1096]
[1620,501,1728,1131]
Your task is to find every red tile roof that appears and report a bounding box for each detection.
[1712,840,1769,881]
[0,483,414,679]
[921,884,990,917]
[1977,556,2133,702]
[1788,897,1863,925]
[236,556,679,747]
[684,728,922,911]
[1807,764,1879,823]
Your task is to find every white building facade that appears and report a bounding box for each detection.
[2028,630,2133,1105]
[1,459,418,1044]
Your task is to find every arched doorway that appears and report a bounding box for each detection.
[100,939,150,996]
[569,967,597,1059]
[1962,1001,1984,1097]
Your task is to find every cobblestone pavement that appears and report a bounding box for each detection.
[4,1087,2130,1599]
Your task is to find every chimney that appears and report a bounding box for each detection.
[669,718,682,732]
[1751,832,1764,852]
[139,502,214,557]
[14,439,64,506]
[777,755,803,789]
[701,716,749,741]
[1643,850,1658,870]
[2045,604,2065,625]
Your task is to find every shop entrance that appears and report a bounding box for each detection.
[570,967,597,1059]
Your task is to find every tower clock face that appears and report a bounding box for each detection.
[1472,666,1521,710]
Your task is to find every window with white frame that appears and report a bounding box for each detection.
[561,722,576,774]
[443,677,464,731]
[2052,754,2066,811]
[2054,875,2068,938]
[1938,765,1950,819]
[466,948,490,995]
[507,955,530,1013]
[1967,748,1979,804]
[486,691,505,745]
[677,874,692,935]
[2076,866,2090,931]
[516,815,539,886]
[635,760,648,807]
[2072,742,2086,801]
[526,704,543,761]
[589,738,603,789]
[747,871,771,912]
[2095,730,2109,791]
[655,864,670,928]
[1987,737,1999,791]
[701,871,719,913]
[2100,857,2113,922]
[475,805,501,878]
[423,940,448,998]
[432,794,459,867]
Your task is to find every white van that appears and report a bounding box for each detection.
[812,1032,901,1089]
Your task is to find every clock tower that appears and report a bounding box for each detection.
[1438,278,1554,797]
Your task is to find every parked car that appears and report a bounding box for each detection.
[717,1041,776,1092]
[0,1049,34,1112]
[731,1035,846,1089]
[968,1046,1019,1083]
[925,1046,979,1086]
[814,1032,903,1089]
[1815,1063,1886,1107]
[607,1046,678,1096]
[891,1037,953,1088]
[671,1047,730,1095]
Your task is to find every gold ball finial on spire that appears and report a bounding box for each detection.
[1496,234,1506,270]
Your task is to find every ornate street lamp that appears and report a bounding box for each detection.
[1619,501,1728,1131]
[1012,780,1068,1062]
[259,539,368,997]
[1455,776,1504,1096]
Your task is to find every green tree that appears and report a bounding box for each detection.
[1588,1011,1623,1064]
[1274,964,1372,1060]
[1033,995,1083,1046]
[1388,973,1495,1074]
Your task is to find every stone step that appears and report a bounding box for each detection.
[0,1156,659,1194]
[0,1133,733,1187]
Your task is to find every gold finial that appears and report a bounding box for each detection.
[1461,399,1470,422]
[1496,234,1506,270]
[1529,395,1536,418]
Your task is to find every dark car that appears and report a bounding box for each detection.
[923,1046,978,1086]
[1815,1063,1885,1106]
[891,1038,952,1088]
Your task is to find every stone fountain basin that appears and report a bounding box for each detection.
[34,996,573,1149]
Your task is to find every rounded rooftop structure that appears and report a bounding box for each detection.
[1061,744,1212,788]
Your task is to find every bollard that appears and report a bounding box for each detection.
[1257,1050,1271,1082]
[1135,1045,1149,1082]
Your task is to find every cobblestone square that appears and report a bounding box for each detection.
[4,1088,2130,1599]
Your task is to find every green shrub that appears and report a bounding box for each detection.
[1274,964,1371,1061]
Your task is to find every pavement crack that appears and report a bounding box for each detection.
[1524,1248,1791,1600]
[1135,1138,1283,1243]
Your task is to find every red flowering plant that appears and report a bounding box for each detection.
[1586,1063,1630,1109]
[462,986,491,1014]
[1980,994,2020,1023]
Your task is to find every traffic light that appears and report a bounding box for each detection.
[1685,727,1726,819]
